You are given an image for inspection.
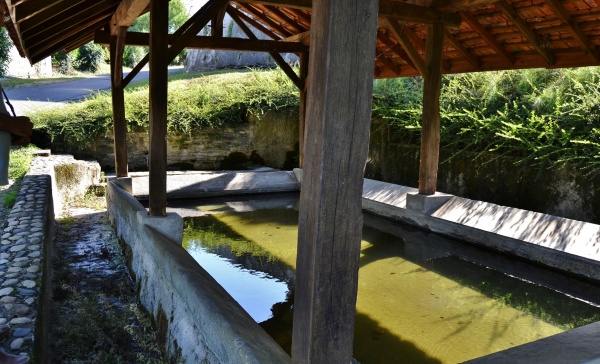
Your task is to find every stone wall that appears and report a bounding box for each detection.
[367,119,600,225]
[49,111,600,224]
[55,110,299,172]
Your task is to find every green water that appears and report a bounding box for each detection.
[181,201,600,364]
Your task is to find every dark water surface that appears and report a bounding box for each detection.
[174,195,600,364]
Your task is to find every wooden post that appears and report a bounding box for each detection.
[148,0,169,216]
[298,51,308,168]
[291,0,378,362]
[418,23,444,195]
[110,26,128,178]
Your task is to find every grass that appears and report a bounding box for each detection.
[30,68,298,151]
[1,145,37,208]
[28,66,600,179]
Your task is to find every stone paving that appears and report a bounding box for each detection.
[0,156,53,359]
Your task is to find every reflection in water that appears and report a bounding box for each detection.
[178,196,600,364]
[186,246,288,323]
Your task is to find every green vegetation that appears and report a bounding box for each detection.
[373,67,600,176]
[31,69,298,150]
[0,28,12,76]
[1,145,37,208]
[30,66,600,177]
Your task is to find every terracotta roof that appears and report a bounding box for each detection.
[4,0,600,76]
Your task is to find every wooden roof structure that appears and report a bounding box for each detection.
[3,0,600,363]
[4,0,600,75]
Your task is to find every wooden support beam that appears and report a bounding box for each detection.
[123,53,149,88]
[291,0,378,362]
[211,3,228,37]
[167,0,230,63]
[418,23,444,195]
[110,0,149,35]
[94,30,308,53]
[281,31,310,45]
[460,11,513,65]
[385,18,428,78]
[444,28,480,69]
[110,26,129,178]
[298,51,308,169]
[227,6,301,89]
[494,1,554,65]
[148,0,169,216]
[544,0,599,62]
[229,5,281,40]
[377,32,416,69]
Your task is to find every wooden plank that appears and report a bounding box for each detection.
[227,7,301,88]
[444,28,480,69]
[94,31,308,53]
[166,0,230,63]
[291,0,378,362]
[460,10,513,65]
[385,18,428,78]
[110,0,150,35]
[418,23,444,195]
[433,0,500,12]
[148,0,169,217]
[110,26,129,178]
[298,51,308,169]
[228,4,281,40]
[544,0,599,62]
[495,0,554,65]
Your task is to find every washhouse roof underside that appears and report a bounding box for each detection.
[3,0,600,77]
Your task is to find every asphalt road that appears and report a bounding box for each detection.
[3,66,184,116]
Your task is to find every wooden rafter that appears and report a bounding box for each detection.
[236,3,293,37]
[20,0,87,36]
[381,2,461,27]
[238,0,500,13]
[544,0,599,62]
[460,10,514,65]
[229,5,281,40]
[386,18,428,77]
[227,6,302,89]
[444,29,480,69]
[29,16,111,60]
[377,31,416,69]
[24,6,116,48]
[495,0,554,65]
[263,5,305,33]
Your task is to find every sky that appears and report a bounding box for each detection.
[182,0,208,15]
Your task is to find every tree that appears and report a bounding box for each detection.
[124,0,189,67]
[74,42,107,73]
[0,28,12,77]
